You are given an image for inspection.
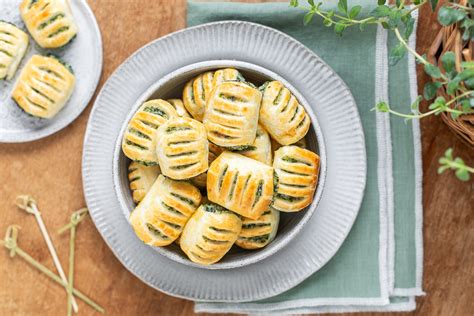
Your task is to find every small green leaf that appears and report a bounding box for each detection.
[404,16,415,39]
[438,6,467,26]
[378,0,386,4]
[375,101,390,113]
[446,79,460,96]
[323,18,333,27]
[359,21,367,32]
[334,23,346,36]
[349,5,362,19]
[455,168,470,181]
[371,5,390,18]
[429,0,439,11]
[423,81,442,100]
[445,148,453,160]
[308,0,315,6]
[424,63,442,79]
[289,0,299,7]
[303,11,315,25]
[389,43,406,66]
[387,10,402,29]
[441,52,456,74]
[337,0,348,14]
[460,98,474,112]
[438,165,450,174]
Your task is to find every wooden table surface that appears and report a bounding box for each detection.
[0,1,472,315]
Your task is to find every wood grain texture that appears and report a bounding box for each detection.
[0,1,472,315]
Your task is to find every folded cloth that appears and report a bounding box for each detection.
[188,0,424,313]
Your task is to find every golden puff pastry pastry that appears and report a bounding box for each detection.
[182,68,241,121]
[128,161,161,204]
[236,207,279,249]
[180,203,242,265]
[236,124,272,165]
[203,81,262,147]
[272,146,320,212]
[12,54,75,118]
[207,152,274,220]
[0,21,29,80]
[190,142,224,190]
[20,0,78,49]
[259,81,311,145]
[122,99,178,165]
[167,99,191,118]
[156,117,209,180]
[129,175,202,246]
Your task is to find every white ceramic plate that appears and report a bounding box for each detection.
[83,21,366,302]
[0,0,102,143]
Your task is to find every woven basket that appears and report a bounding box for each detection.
[427,1,474,146]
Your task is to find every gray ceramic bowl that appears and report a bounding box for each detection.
[113,60,326,269]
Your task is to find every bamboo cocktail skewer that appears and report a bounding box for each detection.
[15,196,79,313]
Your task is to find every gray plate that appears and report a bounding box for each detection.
[83,21,366,302]
[0,0,102,143]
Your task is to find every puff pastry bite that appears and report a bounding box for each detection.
[272,146,320,212]
[203,81,262,147]
[236,208,279,249]
[0,22,29,80]
[259,81,310,145]
[167,99,191,118]
[207,152,274,220]
[236,124,272,165]
[122,99,178,165]
[128,161,161,204]
[182,68,241,120]
[12,54,75,118]
[180,203,242,265]
[156,117,209,180]
[129,175,202,246]
[20,0,78,49]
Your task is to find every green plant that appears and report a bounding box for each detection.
[291,0,473,181]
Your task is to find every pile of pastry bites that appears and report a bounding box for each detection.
[124,68,321,265]
[1,0,78,119]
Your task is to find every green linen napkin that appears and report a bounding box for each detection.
[188,1,424,313]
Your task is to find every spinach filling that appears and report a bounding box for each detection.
[170,162,198,170]
[38,13,64,30]
[275,193,304,202]
[166,126,191,133]
[242,223,271,229]
[202,203,232,214]
[239,234,270,243]
[129,128,150,140]
[146,224,168,239]
[143,106,168,118]
[125,140,147,150]
[252,180,264,208]
[170,192,196,206]
[227,145,256,152]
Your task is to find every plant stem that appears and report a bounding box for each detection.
[394,28,429,66]
[446,160,474,173]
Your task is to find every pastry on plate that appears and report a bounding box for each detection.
[272,146,320,212]
[234,124,272,165]
[259,81,310,145]
[180,203,242,265]
[156,117,209,180]
[11,54,75,118]
[207,152,273,219]
[129,175,202,246]
[167,99,191,118]
[0,21,29,80]
[122,99,178,165]
[20,0,78,49]
[190,142,223,190]
[128,161,161,204]
[236,207,279,249]
[203,81,261,147]
[182,68,241,121]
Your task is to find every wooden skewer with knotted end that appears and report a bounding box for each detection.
[15,195,79,313]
